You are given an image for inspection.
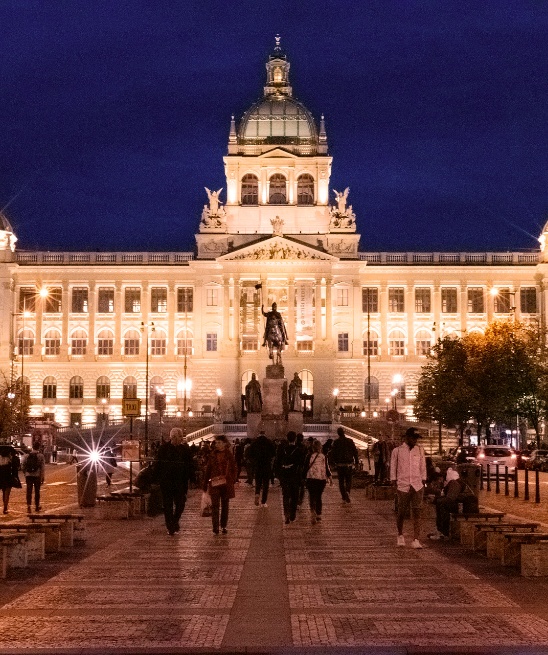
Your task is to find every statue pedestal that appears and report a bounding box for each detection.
[246,413,262,439]
[287,411,304,435]
[260,373,288,440]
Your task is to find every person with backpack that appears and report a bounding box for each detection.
[328,427,359,504]
[22,442,45,513]
[274,431,305,524]
[247,431,276,507]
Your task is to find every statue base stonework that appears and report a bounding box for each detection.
[287,410,304,435]
[246,413,262,439]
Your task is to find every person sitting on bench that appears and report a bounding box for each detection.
[428,468,462,541]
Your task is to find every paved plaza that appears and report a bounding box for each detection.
[1,466,548,654]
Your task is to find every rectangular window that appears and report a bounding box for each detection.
[177,338,193,356]
[415,339,431,357]
[45,338,61,356]
[337,332,349,352]
[362,288,378,313]
[520,287,537,314]
[71,287,88,313]
[19,287,36,312]
[96,384,110,399]
[206,288,218,306]
[336,288,349,306]
[44,287,62,313]
[206,333,218,351]
[124,338,140,356]
[69,413,81,427]
[362,336,378,357]
[123,382,137,399]
[494,288,512,313]
[296,340,313,351]
[388,288,405,313]
[71,338,87,356]
[177,287,193,313]
[415,288,431,313]
[242,337,258,351]
[98,338,113,356]
[389,338,405,357]
[124,287,141,313]
[150,338,166,356]
[43,383,57,399]
[69,382,84,399]
[151,287,167,313]
[98,288,114,313]
[18,337,34,356]
[442,288,458,313]
[467,288,484,313]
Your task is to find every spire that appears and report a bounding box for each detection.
[229,114,237,144]
[318,114,328,154]
[264,34,292,97]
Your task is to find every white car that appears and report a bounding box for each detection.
[475,446,517,474]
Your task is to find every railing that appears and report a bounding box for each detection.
[186,425,215,442]
[358,251,538,265]
[16,251,194,265]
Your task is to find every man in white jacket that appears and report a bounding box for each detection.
[390,427,427,549]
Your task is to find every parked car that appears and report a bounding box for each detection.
[452,445,478,463]
[475,446,517,473]
[525,449,548,472]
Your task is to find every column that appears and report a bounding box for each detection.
[287,277,295,345]
[405,285,413,358]
[114,282,123,358]
[325,277,332,341]
[223,275,230,342]
[432,283,441,341]
[167,282,176,361]
[460,282,467,334]
[352,281,361,357]
[61,282,70,358]
[88,282,96,362]
[315,277,322,343]
[379,283,388,359]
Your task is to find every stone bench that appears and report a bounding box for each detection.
[471,522,540,553]
[522,541,548,577]
[0,523,50,561]
[365,485,395,500]
[450,511,505,544]
[109,492,149,517]
[499,532,548,568]
[486,524,542,559]
[96,495,130,520]
[28,513,85,547]
[0,534,28,578]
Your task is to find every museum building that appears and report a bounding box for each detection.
[0,40,546,429]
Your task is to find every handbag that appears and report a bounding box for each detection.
[210,475,227,487]
[11,474,22,489]
[200,491,212,517]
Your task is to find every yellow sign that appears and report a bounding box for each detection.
[121,440,140,462]
[122,398,141,417]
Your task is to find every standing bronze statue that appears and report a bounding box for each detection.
[261,302,288,364]
[288,373,302,411]
[245,373,263,413]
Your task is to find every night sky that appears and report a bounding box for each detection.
[1,1,547,254]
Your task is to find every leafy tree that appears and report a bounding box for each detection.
[0,371,29,442]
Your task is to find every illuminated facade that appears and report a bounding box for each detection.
[0,41,545,428]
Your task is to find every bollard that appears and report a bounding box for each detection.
[514,467,519,498]
[495,464,500,494]
[504,466,509,496]
[480,464,484,490]
[486,464,491,492]
[524,468,530,501]
[535,469,541,504]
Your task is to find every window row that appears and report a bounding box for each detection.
[359,287,538,314]
[17,328,218,356]
[19,287,196,314]
[241,173,314,205]
[337,329,460,357]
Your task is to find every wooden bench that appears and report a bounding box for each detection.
[29,514,85,547]
[0,534,28,578]
[0,523,51,561]
[96,495,130,519]
[471,522,540,553]
[499,532,548,568]
[109,491,149,517]
[450,512,505,544]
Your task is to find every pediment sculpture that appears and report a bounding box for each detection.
[230,241,329,260]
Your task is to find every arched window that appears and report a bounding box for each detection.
[176,328,193,356]
[299,369,314,396]
[96,376,110,400]
[362,329,379,357]
[124,329,140,356]
[44,328,61,356]
[150,328,166,356]
[16,376,30,399]
[269,174,287,204]
[97,328,114,356]
[43,376,57,399]
[364,376,379,402]
[123,376,137,399]
[241,174,259,205]
[69,375,84,399]
[71,328,87,356]
[415,329,432,357]
[297,174,314,205]
[149,376,164,402]
[389,329,406,357]
[18,328,34,356]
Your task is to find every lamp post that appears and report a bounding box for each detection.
[391,373,403,413]
[140,321,155,457]
[101,398,107,425]
[364,287,372,418]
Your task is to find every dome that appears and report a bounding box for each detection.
[239,96,318,145]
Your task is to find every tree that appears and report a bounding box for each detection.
[0,371,29,443]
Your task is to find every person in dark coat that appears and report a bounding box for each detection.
[275,431,305,524]
[328,427,359,504]
[203,435,238,535]
[0,445,20,514]
[155,428,192,536]
[247,431,276,507]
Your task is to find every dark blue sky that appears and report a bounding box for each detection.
[1,1,547,253]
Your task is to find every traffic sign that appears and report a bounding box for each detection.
[122,398,141,417]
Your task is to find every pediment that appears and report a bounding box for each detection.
[257,147,297,159]
[218,236,338,261]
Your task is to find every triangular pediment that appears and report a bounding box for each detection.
[218,236,338,261]
[257,147,298,159]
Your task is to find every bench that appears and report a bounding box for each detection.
[485,523,541,559]
[522,541,548,577]
[471,522,540,553]
[108,491,149,517]
[499,532,548,568]
[450,512,505,544]
[365,485,395,501]
[96,495,130,520]
[28,514,85,547]
[0,534,28,578]
[0,523,51,561]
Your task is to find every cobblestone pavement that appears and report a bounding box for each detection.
[1,466,548,653]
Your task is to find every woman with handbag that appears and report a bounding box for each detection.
[203,435,237,535]
[0,445,21,514]
[304,439,332,524]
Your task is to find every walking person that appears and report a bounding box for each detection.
[203,435,237,535]
[328,427,359,504]
[103,447,118,487]
[247,431,276,507]
[275,431,305,524]
[0,445,21,514]
[22,442,45,513]
[304,439,332,524]
[390,427,427,548]
[155,428,192,536]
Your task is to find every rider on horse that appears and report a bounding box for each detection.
[262,303,288,362]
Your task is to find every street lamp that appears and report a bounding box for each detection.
[140,321,155,457]
[101,398,107,425]
[392,373,403,412]
[332,388,339,408]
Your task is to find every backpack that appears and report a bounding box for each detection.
[26,452,40,474]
